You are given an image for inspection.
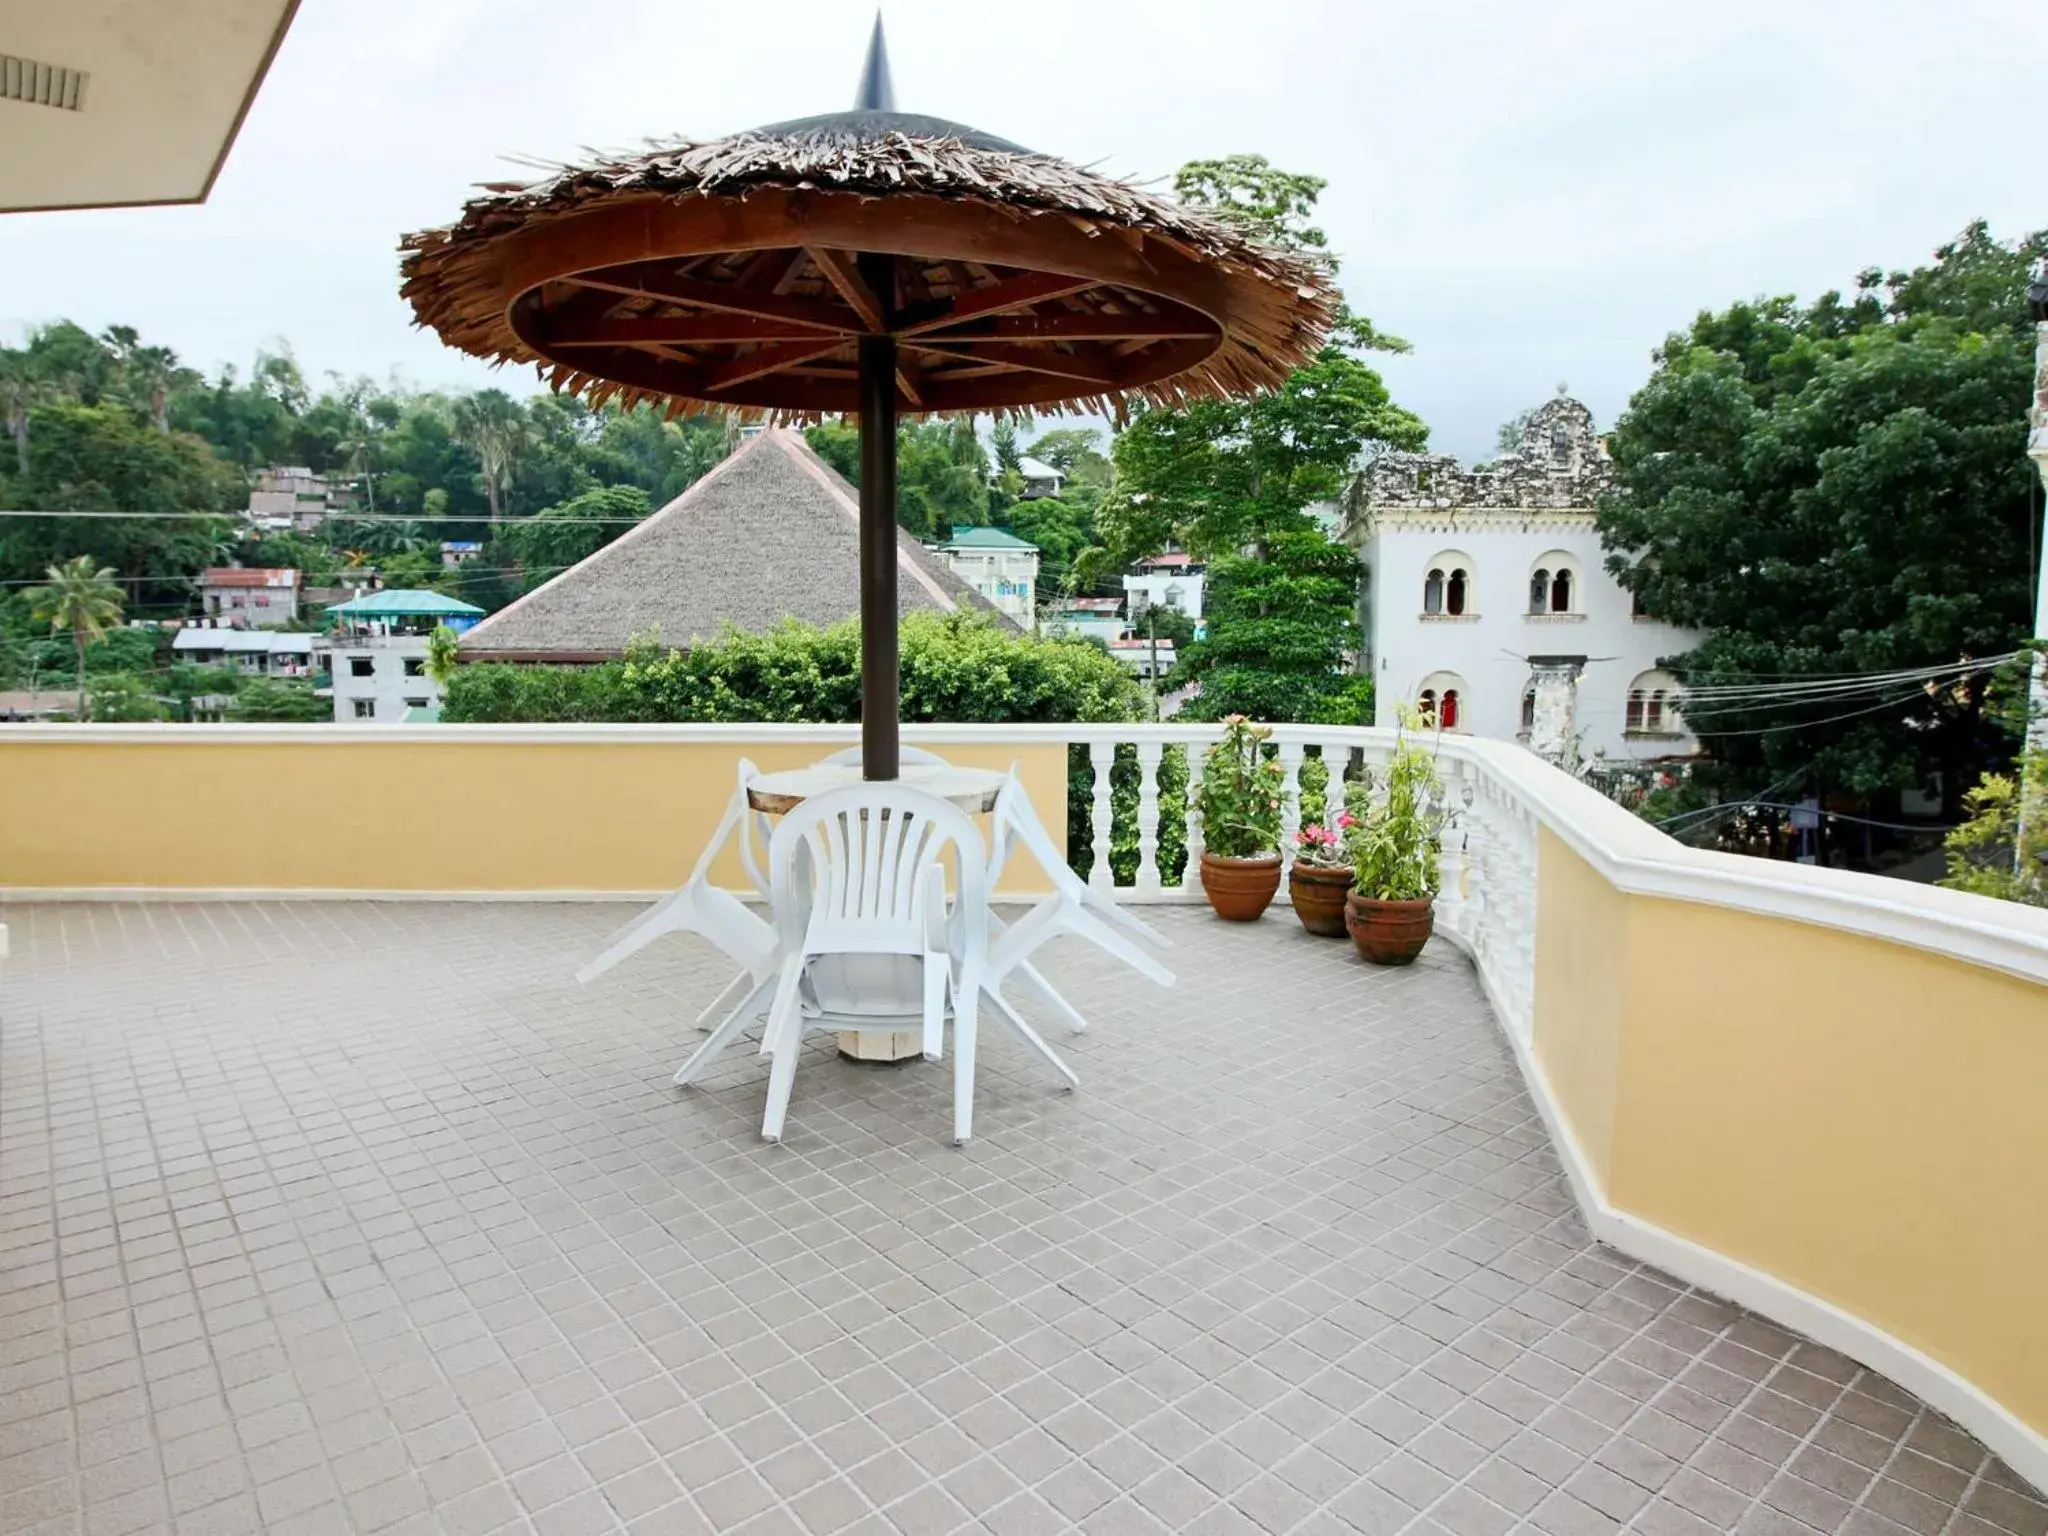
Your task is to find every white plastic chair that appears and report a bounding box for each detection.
[576,759,781,1083]
[814,744,950,769]
[758,783,987,1144]
[983,771,1174,1040]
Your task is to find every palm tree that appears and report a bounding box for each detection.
[450,389,534,525]
[26,557,124,722]
[0,347,50,475]
[129,345,190,432]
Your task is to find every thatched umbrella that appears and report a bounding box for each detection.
[400,16,1338,778]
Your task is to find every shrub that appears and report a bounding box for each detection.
[442,612,1144,725]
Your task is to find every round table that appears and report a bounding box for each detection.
[745,761,1009,1063]
[745,762,1007,816]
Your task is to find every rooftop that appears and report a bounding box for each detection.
[1,899,2032,1536]
[200,568,299,589]
[172,629,317,653]
[939,527,1040,552]
[457,430,1008,662]
[327,589,486,619]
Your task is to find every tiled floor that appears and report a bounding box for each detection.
[0,903,2040,1536]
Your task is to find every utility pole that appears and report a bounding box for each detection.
[1147,603,1160,722]
[2016,266,2048,872]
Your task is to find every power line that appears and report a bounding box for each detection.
[0,508,656,526]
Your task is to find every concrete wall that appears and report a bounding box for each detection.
[0,726,1069,897]
[1533,826,2048,1457]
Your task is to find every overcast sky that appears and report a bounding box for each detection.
[6,0,2044,461]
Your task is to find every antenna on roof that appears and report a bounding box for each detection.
[854,12,896,112]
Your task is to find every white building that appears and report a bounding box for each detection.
[1043,596,1125,645]
[1122,551,1205,623]
[324,590,483,723]
[1107,636,1176,680]
[171,627,318,678]
[1345,395,1702,766]
[1015,456,1065,500]
[929,527,1039,630]
[198,567,301,627]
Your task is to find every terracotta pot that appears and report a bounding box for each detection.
[1345,893,1435,965]
[1200,852,1282,921]
[1288,862,1353,936]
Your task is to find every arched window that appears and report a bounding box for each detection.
[1417,672,1469,732]
[1527,551,1581,616]
[1423,552,1475,617]
[1162,583,1184,611]
[1626,670,1683,735]
[1521,686,1536,733]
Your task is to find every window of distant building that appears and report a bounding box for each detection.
[1423,552,1474,616]
[1417,671,1469,731]
[403,657,425,677]
[1625,669,1683,734]
[349,656,374,677]
[1528,552,1581,615]
[352,698,376,719]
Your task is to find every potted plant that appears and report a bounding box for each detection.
[1287,819,1352,936]
[1196,716,1289,921]
[1341,711,1446,963]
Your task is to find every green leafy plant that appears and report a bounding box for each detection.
[1936,749,2046,908]
[1345,708,1445,900]
[424,624,461,688]
[1195,716,1288,859]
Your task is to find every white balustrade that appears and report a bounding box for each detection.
[1275,740,1306,871]
[1087,741,1115,893]
[1133,741,1165,896]
[1045,724,1541,1047]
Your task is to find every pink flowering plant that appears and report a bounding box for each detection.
[1291,819,1348,868]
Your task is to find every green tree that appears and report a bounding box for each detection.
[501,484,652,586]
[26,556,124,718]
[82,673,170,722]
[1178,531,1372,723]
[0,401,243,591]
[1599,221,2046,805]
[1023,427,1111,486]
[805,420,991,538]
[0,346,55,475]
[450,389,535,524]
[228,677,330,722]
[1088,155,1427,570]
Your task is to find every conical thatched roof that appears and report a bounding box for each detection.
[455,428,1011,662]
[399,116,1340,422]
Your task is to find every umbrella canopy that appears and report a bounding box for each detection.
[397,17,1339,774]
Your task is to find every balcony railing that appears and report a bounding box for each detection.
[0,719,2042,1493]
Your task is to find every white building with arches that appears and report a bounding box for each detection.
[1344,395,1703,765]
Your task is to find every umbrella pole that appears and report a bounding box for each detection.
[856,253,900,781]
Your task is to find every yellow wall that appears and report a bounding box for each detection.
[0,734,1069,896]
[1534,828,2048,1441]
